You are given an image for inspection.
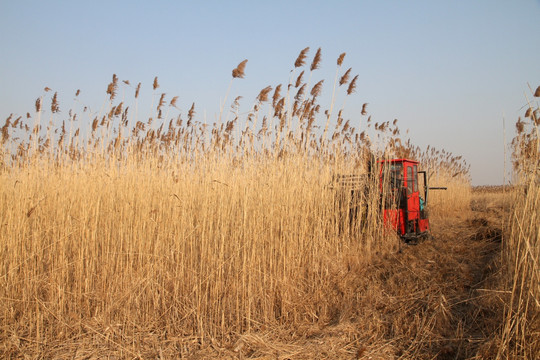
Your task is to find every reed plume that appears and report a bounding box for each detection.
[310,47,322,71]
[188,103,195,122]
[339,68,352,86]
[231,96,242,111]
[170,96,179,108]
[274,97,284,117]
[106,74,118,101]
[294,47,309,68]
[272,85,282,107]
[232,60,248,78]
[295,84,306,101]
[337,52,346,66]
[295,71,304,88]
[256,86,272,103]
[310,80,324,98]
[157,93,166,111]
[347,75,359,95]
[51,92,60,113]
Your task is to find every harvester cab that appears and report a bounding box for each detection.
[379,159,431,242]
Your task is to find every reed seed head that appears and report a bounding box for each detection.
[274,98,284,117]
[157,93,166,111]
[170,96,179,108]
[310,48,322,71]
[295,71,304,88]
[515,118,524,134]
[231,96,242,112]
[295,84,306,101]
[347,75,359,95]
[257,86,272,103]
[232,60,248,79]
[361,103,368,115]
[339,68,352,86]
[106,74,118,101]
[337,52,346,66]
[114,102,123,116]
[310,80,324,98]
[51,92,60,113]
[272,84,282,107]
[188,103,195,122]
[294,47,309,68]
[35,98,42,112]
[135,83,141,99]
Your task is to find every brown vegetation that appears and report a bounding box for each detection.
[0,49,535,359]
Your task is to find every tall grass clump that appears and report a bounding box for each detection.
[497,86,540,359]
[0,48,471,350]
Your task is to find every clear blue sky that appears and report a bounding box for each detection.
[1,1,539,185]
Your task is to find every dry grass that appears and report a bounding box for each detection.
[0,48,500,359]
[495,88,539,359]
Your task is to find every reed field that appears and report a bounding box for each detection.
[495,88,539,359]
[0,49,537,359]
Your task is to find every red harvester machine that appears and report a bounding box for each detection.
[380,159,435,241]
[333,158,446,242]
